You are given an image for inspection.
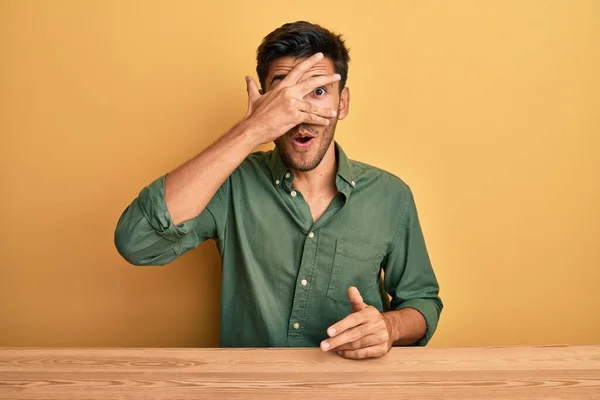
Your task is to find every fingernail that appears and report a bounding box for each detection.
[321,341,330,351]
[334,74,341,80]
[316,52,324,59]
[331,109,337,116]
[328,327,336,336]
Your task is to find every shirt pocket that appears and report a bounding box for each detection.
[326,239,386,305]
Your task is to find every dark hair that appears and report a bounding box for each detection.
[256,21,350,92]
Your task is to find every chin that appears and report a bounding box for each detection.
[279,145,327,172]
[290,158,320,172]
[275,124,336,171]
[281,152,316,171]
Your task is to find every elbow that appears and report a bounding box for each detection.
[114,227,148,266]
[113,216,168,266]
[113,203,148,266]
[113,225,173,267]
[113,199,181,267]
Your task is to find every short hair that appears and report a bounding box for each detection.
[256,21,350,92]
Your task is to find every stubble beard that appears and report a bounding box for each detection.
[275,118,338,172]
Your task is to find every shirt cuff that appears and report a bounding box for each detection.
[396,299,440,346]
[137,174,196,240]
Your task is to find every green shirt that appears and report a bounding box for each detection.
[114,142,442,347]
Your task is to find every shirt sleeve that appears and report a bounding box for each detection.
[114,174,230,266]
[383,187,443,346]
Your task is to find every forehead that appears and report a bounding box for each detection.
[266,56,336,86]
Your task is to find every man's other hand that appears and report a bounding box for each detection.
[320,286,393,359]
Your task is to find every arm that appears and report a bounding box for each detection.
[382,187,443,346]
[113,124,254,266]
[164,123,256,226]
[383,307,427,346]
[114,53,340,265]
[320,187,442,358]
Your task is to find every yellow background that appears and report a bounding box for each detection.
[1,0,599,347]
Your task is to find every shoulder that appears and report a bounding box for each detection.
[225,149,278,186]
[349,158,413,199]
[244,149,271,165]
[232,149,272,174]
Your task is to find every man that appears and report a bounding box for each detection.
[114,21,442,359]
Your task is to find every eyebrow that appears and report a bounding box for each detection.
[270,74,325,85]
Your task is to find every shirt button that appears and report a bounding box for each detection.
[293,322,300,329]
[275,180,280,185]
[301,279,308,286]
[290,190,297,197]
[308,232,315,239]
[351,180,356,187]
[285,172,291,179]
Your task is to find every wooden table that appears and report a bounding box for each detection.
[1,345,598,399]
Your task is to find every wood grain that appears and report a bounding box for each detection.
[0,345,598,399]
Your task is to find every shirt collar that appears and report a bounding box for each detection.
[268,141,356,193]
[334,142,355,188]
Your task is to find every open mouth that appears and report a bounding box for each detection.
[293,132,315,147]
[295,136,313,144]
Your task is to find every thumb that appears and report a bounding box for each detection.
[245,76,261,103]
[348,286,367,312]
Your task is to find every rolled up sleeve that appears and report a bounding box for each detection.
[114,174,229,266]
[383,188,443,346]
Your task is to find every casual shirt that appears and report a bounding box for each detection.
[114,142,443,347]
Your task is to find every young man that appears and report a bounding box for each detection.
[114,21,442,359]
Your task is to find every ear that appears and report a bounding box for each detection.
[337,86,350,120]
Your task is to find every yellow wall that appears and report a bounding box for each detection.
[1,0,599,347]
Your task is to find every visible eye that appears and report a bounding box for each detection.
[313,87,327,97]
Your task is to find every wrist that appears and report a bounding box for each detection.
[383,308,427,346]
[382,310,404,345]
[226,119,262,152]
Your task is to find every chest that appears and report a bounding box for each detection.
[305,192,336,223]
[225,188,394,315]
[229,183,396,259]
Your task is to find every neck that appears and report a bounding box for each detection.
[291,142,337,197]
